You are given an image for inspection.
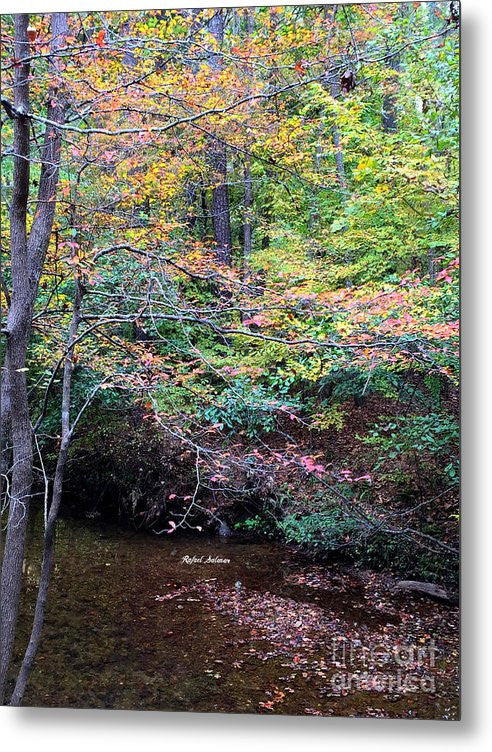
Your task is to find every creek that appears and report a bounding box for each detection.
[13,511,459,719]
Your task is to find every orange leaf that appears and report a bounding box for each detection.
[96,29,106,47]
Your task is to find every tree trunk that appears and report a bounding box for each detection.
[259,6,280,251]
[184,181,198,232]
[382,49,399,132]
[210,146,232,265]
[9,279,84,706]
[208,10,232,266]
[325,5,347,191]
[243,9,254,261]
[0,12,68,703]
[0,14,32,703]
[382,4,408,132]
[0,361,12,483]
[330,114,347,190]
[243,161,253,259]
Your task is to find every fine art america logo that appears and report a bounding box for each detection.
[329,637,438,694]
[181,554,231,565]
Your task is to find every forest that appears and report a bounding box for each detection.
[0,3,459,714]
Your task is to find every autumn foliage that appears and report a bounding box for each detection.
[1,5,459,582]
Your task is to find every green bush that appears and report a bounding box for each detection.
[198,377,299,437]
[279,509,359,551]
[361,413,459,484]
[234,514,278,540]
[355,532,459,587]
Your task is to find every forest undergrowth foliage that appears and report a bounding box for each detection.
[1,4,459,587]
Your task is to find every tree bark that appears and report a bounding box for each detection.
[9,279,84,706]
[243,160,253,259]
[382,4,408,133]
[0,12,68,703]
[0,14,32,704]
[382,49,399,132]
[1,11,68,452]
[184,181,198,232]
[330,114,347,190]
[243,9,254,261]
[210,146,232,265]
[259,7,279,251]
[208,10,232,266]
[325,5,347,191]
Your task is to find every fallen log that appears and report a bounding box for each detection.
[392,580,458,604]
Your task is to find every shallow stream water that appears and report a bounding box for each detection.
[12,512,459,718]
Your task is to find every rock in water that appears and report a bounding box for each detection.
[392,580,456,604]
[218,520,232,537]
